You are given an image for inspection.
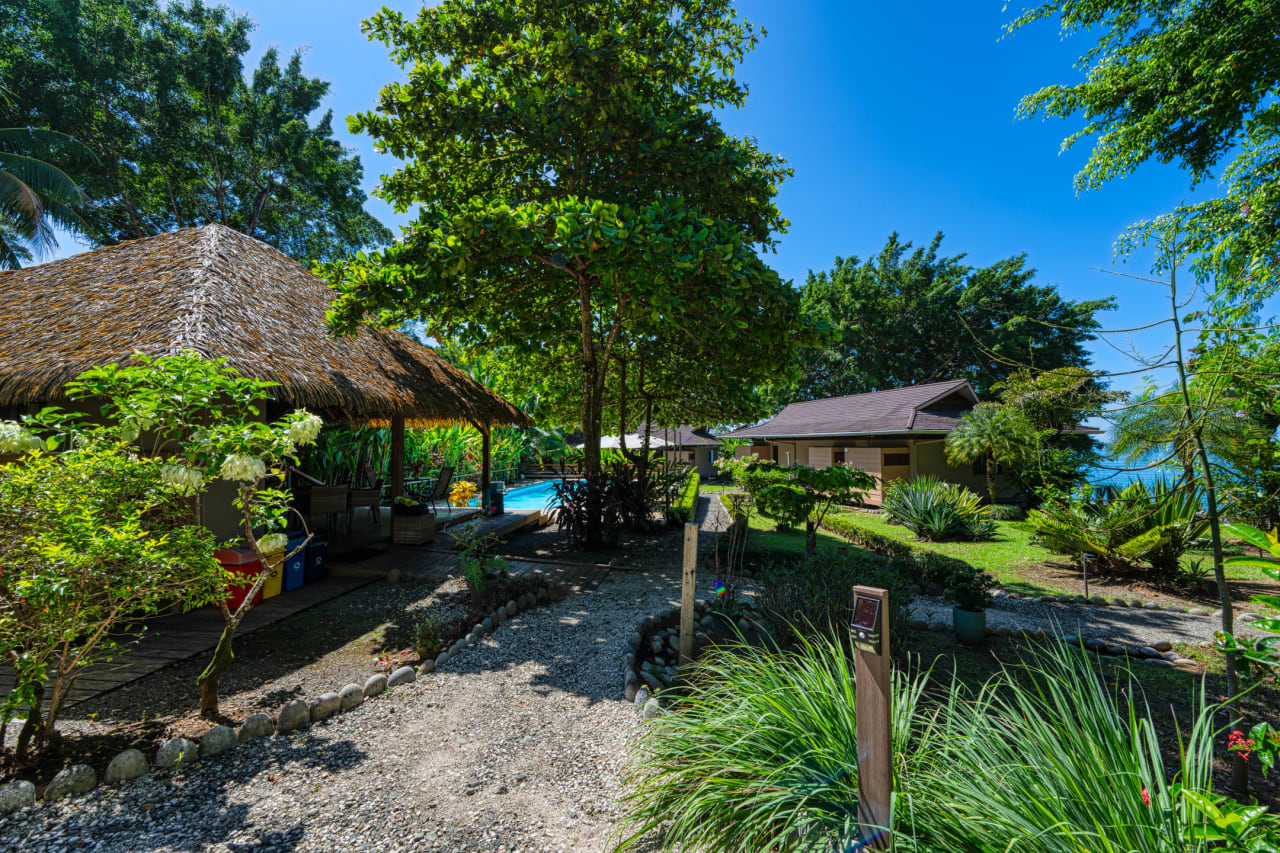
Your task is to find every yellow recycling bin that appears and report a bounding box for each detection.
[260,548,285,600]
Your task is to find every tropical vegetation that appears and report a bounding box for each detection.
[881,476,997,542]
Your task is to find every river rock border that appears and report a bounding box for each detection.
[990,588,1226,618]
[0,577,567,816]
[621,599,767,719]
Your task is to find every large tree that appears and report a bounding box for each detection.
[1,0,389,261]
[1009,0,1280,300]
[794,232,1112,400]
[320,0,817,542]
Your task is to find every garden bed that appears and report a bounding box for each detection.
[1,570,544,790]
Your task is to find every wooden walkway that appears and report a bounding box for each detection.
[0,576,372,711]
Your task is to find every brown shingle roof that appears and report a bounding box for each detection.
[0,224,529,427]
[723,380,977,438]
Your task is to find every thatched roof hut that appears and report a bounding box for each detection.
[0,223,529,429]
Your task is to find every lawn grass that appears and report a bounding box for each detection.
[741,512,849,557]
[828,511,1059,596]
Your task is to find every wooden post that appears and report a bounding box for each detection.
[480,423,492,512]
[680,521,698,666]
[390,415,405,499]
[852,584,893,849]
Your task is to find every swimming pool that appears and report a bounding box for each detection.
[496,479,563,512]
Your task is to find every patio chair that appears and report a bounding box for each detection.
[350,467,384,527]
[424,466,454,514]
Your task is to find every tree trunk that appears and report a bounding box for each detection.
[198,623,236,718]
[1168,264,1248,796]
[14,682,44,762]
[986,447,997,504]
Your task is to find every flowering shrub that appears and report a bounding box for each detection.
[449,479,478,507]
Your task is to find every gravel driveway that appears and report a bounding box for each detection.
[0,569,681,852]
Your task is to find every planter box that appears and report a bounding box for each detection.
[392,512,436,545]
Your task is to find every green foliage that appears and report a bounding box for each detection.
[618,637,1275,851]
[899,643,1243,852]
[1030,479,1207,573]
[791,232,1112,400]
[882,476,998,542]
[817,512,969,589]
[0,442,225,755]
[1010,0,1280,299]
[0,126,94,268]
[412,616,443,660]
[318,0,819,534]
[759,551,918,653]
[753,464,877,532]
[1215,523,1280,677]
[1,0,389,260]
[668,470,700,525]
[988,503,1025,521]
[613,634,933,852]
[944,564,996,612]
[945,403,1044,504]
[754,481,810,531]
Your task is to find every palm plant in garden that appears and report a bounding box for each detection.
[945,403,1042,504]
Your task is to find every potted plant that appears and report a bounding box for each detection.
[947,565,995,645]
[393,495,429,516]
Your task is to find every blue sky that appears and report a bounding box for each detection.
[55,1,1234,393]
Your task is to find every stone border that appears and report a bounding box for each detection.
[0,578,566,816]
[621,599,764,720]
[991,588,1221,617]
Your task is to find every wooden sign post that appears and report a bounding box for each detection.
[679,522,698,667]
[851,585,892,849]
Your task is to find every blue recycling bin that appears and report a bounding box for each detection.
[283,532,307,591]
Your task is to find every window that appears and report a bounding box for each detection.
[833,449,846,464]
[884,452,910,467]
[687,452,695,461]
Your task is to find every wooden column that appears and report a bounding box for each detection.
[390,415,405,499]
[480,423,492,510]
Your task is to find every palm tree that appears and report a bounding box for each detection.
[0,125,94,268]
[945,403,1041,503]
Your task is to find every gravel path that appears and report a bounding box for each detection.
[0,569,677,852]
[910,595,1269,648]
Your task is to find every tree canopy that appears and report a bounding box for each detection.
[1010,0,1280,298]
[319,0,819,526]
[1,0,390,261]
[793,232,1112,400]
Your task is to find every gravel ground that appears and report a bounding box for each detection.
[0,567,680,852]
[910,595,1271,647]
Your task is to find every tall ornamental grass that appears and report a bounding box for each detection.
[899,640,1217,852]
[612,633,935,852]
[617,638,1271,852]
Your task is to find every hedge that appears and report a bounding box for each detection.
[818,512,969,588]
[669,470,701,524]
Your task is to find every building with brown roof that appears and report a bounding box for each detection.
[593,424,721,478]
[722,380,1013,504]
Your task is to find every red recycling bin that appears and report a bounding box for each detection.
[216,547,263,610]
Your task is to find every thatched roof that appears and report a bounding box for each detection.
[0,224,529,427]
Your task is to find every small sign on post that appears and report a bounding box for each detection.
[852,585,892,849]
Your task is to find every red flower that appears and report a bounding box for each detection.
[1228,730,1256,762]
[1141,787,1151,807]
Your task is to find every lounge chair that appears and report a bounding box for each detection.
[424,466,454,514]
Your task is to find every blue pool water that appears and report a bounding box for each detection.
[496,479,563,511]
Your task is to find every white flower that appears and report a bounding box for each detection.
[160,464,204,495]
[286,412,323,447]
[257,533,288,555]
[0,421,43,454]
[219,453,267,483]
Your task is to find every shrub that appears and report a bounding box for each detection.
[552,464,647,547]
[613,634,934,852]
[668,470,700,524]
[817,513,967,590]
[1029,477,1205,573]
[449,479,478,507]
[759,550,917,653]
[944,565,996,611]
[412,616,443,659]
[0,444,225,757]
[881,476,997,541]
[988,503,1025,521]
[755,480,809,530]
